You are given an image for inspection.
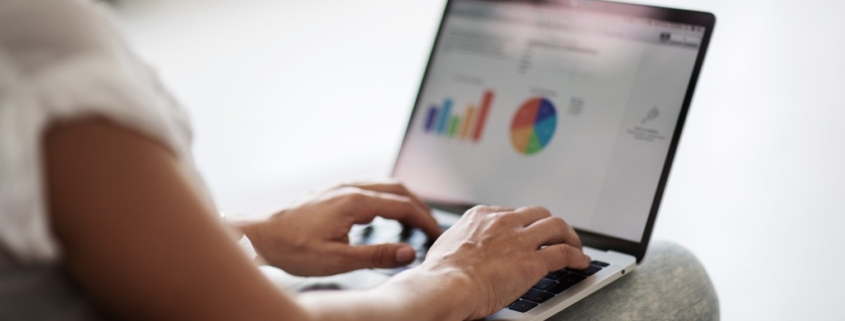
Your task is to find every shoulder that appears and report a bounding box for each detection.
[0,0,121,72]
[0,0,192,150]
[0,0,199,264]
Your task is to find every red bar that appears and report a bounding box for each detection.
[472,90,494,142]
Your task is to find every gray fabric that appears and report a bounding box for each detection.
[0,248,104,321]
[550,241,720,321]
[0,241,717,321]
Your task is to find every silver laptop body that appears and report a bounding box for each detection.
[303,1,714,320]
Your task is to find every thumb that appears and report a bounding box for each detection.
[344,243,417,269]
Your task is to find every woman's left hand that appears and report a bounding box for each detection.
[240,181,442,276]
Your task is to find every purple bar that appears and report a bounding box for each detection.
[424,105,438,132]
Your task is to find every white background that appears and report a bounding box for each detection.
[115,0,845,319]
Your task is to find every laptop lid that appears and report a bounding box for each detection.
[391,0,715,262]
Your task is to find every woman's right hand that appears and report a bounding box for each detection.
[45,119,585,321]
[413,205,591,320]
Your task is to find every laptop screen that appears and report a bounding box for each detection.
[393,0,708,243]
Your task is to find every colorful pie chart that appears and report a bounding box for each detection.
[510,97,557,155]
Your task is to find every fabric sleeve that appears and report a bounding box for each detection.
[0,0,201,263]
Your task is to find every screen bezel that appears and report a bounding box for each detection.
[391,0,716,263]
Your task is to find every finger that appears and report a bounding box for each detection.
[479,205,515,213]
[335,243,417,270]
[506,206,554,227]
[465,205,514,216]
[350,182,436,233]
[342,190,443,238]
[344,181,432,213]
[343,182,434,229]
[537,244,591,271]
[523,216,583,249]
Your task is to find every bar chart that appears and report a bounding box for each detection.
[423,90,494,142]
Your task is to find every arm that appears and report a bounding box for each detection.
[44,119,462,321]
[297,271,471,321]
[45,118,589,321]
[45,119,309,320]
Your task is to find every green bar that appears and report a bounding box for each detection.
[448,116,460,137]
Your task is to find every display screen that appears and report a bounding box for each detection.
[394,0,706,242]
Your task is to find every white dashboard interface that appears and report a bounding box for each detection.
[394,0,706,242]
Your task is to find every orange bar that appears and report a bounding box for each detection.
[472,90,494,142]
[459,106,476,139]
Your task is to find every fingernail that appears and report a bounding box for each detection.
[395,246,415,264]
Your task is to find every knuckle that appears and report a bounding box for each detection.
[335,185,358,194]
[397,202,416,218]
[473,204,490,212]
[372,246,393,266]
[521,206,551,218]
[334,183,359,193]
[537,251,557,272]
[384,183,402,193]
[394,182,410,192]
[552,245,569,263]
[341,191,368,205]
[492,206,514,213]
[489,213,514,229]
[351,191,370,202]
[500,212,521,224]
[467,205,488,216]
[535,207,553,217]
[396,194,415,204]
[550,217,569,230]
[383,180,406,191]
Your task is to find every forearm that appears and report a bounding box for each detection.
[45,119,309,321]
[221,212,266,239]
[298,268,472,321]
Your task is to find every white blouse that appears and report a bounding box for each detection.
[0,0,212,264]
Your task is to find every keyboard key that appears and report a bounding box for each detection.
[546,281,574,294]
[532,278,557,290]
[521,289,555,303]
[507,299,538,313]
[399,225,414,240]
[424,237,436,248]
[567,265,602,276]
[591,260,610,267]
[545,270,568,280]
[547,274,587,294]
[560,273,587,284]
[362,225,374,238]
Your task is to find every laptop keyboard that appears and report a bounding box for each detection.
[350,219,609,313]
[349,219,441,274]
[507,261,607,312]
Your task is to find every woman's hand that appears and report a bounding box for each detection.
[44,119,584,321]
[406,205,592,320]
[241,181,442,276]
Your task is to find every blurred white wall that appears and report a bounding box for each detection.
[115,0,845,319]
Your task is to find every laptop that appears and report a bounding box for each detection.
[340,0,715,319]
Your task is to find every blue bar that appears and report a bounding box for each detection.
[438,98,452,135]
[424,106,438,132]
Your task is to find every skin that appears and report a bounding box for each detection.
[240,183,443,276]
[44,118,591,321]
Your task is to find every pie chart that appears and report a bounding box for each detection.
[510,97,557,155]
